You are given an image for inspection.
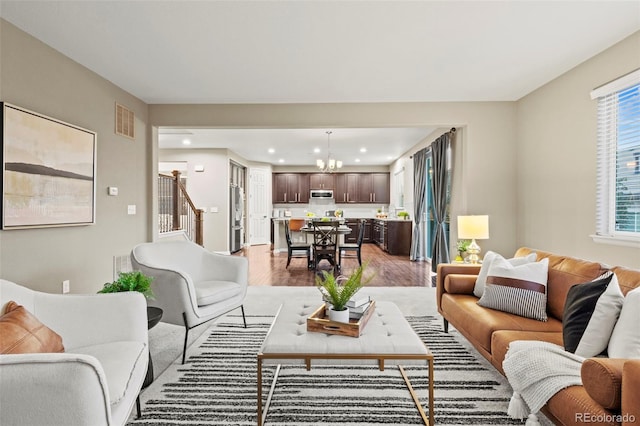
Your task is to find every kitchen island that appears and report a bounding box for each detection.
[271,217,412,255]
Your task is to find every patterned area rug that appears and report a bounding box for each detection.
[129,314,520,425]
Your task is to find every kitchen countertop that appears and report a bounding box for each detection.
[271,216,410,221]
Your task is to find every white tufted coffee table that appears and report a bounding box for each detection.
[257,301,434,425]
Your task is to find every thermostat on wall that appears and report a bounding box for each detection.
[194,165,205,172]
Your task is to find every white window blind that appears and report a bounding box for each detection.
[591,69,640,246]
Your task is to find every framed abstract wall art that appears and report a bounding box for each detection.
[1,103,97,229]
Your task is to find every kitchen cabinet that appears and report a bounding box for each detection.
[372,173,390,204]
[309,173,335,190]
[334,173,359,203]
[334,173,389,204]
[274,172,389,204]
[344,219,373,244]
[373,220,412,255]
[273,173,309,203]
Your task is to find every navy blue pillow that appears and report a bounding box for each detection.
[563,271,613,353]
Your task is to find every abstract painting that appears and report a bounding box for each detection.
[1,103,96,229]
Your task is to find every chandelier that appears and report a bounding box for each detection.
[316,131,343,172]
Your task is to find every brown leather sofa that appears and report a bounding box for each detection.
[436,247,640,426]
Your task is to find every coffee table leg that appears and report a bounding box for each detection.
[257,357,262,426]
[428,358,435,426]
[399,366,430,426]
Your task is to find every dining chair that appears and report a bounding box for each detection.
[312,220,340,271]
[285,220,312,269]
[339,219,366,268]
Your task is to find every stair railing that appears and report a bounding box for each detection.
[158,170,204,246]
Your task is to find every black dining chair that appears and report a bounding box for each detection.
[339,219,366,268]
[285,220,312,269]
[312,220,340,271]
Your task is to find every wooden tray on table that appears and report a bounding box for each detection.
[306,301,376,337]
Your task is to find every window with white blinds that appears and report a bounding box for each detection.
[590,69,640,246]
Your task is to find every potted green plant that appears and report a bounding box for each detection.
[316,263,373,322]
[397,211,410,220]
[98,271,154,299]
[456,239,471,262]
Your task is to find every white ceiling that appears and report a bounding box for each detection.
[158,127,438,166]
[2,0,639,166]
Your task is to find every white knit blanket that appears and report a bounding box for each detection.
[503,340,584,421]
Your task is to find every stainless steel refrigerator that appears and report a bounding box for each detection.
[230,185,244,253]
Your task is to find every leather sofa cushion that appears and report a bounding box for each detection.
[491,330,563,374]
[581,358,625,410]
[444,274,476,294]
[622,360,640,426]
[545,385,619,426]
[612,266,640,296]
[0,301,64,354]
[441,293,562,353]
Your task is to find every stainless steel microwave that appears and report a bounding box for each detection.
[310,189,333,199]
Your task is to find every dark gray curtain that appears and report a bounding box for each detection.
[430,130,455,273]
[410,148,428,261]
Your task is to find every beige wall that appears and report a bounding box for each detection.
[158,148,233,251]
[149,101,519,256]
[515,31,640,268]
[4,17,634,295]
[0,20,151,293]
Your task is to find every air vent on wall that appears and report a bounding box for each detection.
[115,103,135,139]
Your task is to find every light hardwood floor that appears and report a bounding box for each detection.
[234,243,432,287]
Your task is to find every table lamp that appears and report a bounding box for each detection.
[457,215,489,264]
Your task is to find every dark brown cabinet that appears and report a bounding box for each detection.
[309,173,335,190]
[334,173,389,204]
[371,173,390,204]
[273,173,309,203]
[373,219,412,255]
[334,173,359,203]
[274,172,389,204]
[344,219,373,244]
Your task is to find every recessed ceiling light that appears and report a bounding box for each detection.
[355,158,361,163]
[313,148,320,153]
[360,148,367,153]
[387,156,394,160]
[182,139,191,145]
[278,159,285,163]
[268,148,275,154]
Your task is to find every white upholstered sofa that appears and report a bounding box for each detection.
[0,279,148,426]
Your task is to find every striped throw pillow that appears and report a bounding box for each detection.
[477,257,549,321]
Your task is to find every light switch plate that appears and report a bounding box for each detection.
[127,205,136,215]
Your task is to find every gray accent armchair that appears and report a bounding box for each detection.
[131,240,248,364]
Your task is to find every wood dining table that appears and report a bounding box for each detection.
[300,223,352,271]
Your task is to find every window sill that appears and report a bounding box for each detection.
[590,234,640,249]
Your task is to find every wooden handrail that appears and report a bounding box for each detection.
[158,170,204,246]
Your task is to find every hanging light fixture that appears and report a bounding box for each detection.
[316,130,343,173]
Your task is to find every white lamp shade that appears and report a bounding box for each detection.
[457,215,489,239]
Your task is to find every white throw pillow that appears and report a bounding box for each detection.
[477,257,549,321]
[607,286,640,359]
[473,251,537,298]
[575,273,624,358]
